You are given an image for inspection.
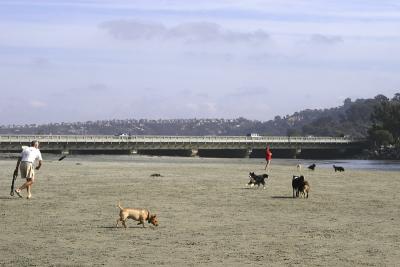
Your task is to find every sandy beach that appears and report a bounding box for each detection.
[1,155,399,266]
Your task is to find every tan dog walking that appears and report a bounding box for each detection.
[116,202,159,229]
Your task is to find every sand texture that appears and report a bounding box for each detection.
[1,156,399,266]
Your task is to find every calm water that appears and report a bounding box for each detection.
[280,159,400,172]
[38,155,400,172]
[3,154,399,172]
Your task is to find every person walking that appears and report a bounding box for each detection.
[13,140,43,199]
[264,145,272,171]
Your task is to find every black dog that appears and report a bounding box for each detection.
[333,165,345,172]
[292,175,305,198]
[308,163,316,171]
[247,172,269,189]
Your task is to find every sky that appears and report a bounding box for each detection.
[0,0,399,125]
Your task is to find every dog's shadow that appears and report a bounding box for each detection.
[0,196,19,200]
[271,196,295,199]
[235,187,267,190]
[98,225,157,230]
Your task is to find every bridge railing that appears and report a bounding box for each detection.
[0,135,361,144]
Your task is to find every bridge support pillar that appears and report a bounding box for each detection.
[294,148,301,158]
[245,149,253,158]
[191,149,199,157]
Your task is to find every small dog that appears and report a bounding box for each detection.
[116,202,159,229]
[308,163,316,171]
[333,165,345,172]
[299,181,310,198]
[247,172,269,189]
[296,164,302,172]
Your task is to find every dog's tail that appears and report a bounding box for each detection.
[117,201,123,210]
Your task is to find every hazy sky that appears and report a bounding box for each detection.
[1,0,399,125]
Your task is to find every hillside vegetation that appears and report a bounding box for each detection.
[0,94,398,142]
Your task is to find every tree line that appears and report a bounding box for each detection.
[368,93,400,148]
[1,93,399,152]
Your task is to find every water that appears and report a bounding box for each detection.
[284,159,400,172]
[3,153,399,172]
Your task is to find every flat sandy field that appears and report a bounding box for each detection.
[1,155,399,266]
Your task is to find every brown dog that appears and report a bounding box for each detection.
[300,181,310,198]
[116,202,159,229]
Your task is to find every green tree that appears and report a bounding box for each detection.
[368,129,394,147]
[369,93,400,146]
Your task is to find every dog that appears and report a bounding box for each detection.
[292,175,310,198]
[247,172,269,189]
[308,163,316,171]
[296,164,302,172]
[333,165,345,172]
[299,180,310,198]
[292,175,304,198]
[116,202,159,229]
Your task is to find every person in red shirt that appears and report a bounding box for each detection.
[265,145,272,171]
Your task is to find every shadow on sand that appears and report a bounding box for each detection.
[98,225,150,229]
[235,187,267,190]
[271,196,294,199]
[0,196,19,200]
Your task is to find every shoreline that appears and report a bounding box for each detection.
[1,153,399,171]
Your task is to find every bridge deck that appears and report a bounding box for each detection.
[0,135,364,151]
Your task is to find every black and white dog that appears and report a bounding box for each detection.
[333,165,345,172]
[292,175,305,198]
[247,172,269,189]
[292,175,311,198]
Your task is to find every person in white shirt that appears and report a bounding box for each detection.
[14,140,43,199]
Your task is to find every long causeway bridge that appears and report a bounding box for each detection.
[0,135,366,158]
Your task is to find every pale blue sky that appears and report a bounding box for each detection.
[0,0,399,124]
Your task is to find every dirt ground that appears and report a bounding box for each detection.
[1,155,399,266]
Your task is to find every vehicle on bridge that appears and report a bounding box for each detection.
[115,133,129,137]
[246,133,261,138]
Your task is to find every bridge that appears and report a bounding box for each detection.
[0,135,365,158]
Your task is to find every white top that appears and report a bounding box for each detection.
[20,147,42,163]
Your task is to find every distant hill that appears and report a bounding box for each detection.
[0,96,383,138]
